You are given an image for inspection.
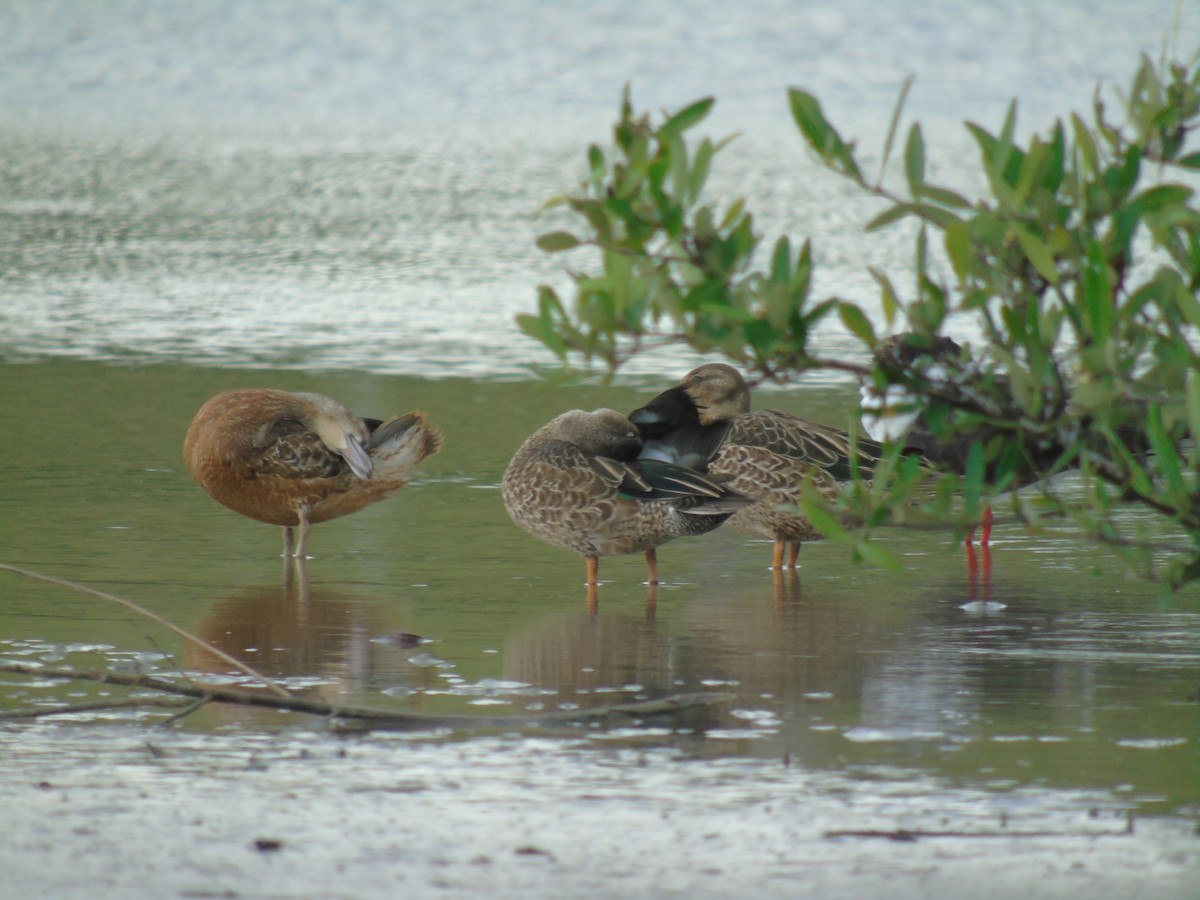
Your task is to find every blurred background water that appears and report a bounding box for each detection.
[1,0,1196,378]
[0,4,1198,894]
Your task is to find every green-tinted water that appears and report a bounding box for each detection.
[2,5,1199,890]
[2,359,1196,819]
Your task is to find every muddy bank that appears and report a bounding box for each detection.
[1,725,1195,899]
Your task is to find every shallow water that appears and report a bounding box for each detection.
[2,2,1199,896]
[2,361,1198,897]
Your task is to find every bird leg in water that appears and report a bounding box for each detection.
[644,548,659,586]
[771,540,788,570]
[586,555,599,586]
[282,526,295,559]
[965,506,996,548]
[294,507,313,561]
[787,541,801,568]
[980,506,994,546]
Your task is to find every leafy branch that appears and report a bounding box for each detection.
[526,49,1200,588]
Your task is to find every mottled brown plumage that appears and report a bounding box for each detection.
[501,408,747,585]
[184,389,443,560]
[630,364,886,569]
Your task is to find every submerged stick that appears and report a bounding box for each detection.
[0,563,293,700]
[824,827,1133,841]
[0,697,196,720]
[0,662,732,732]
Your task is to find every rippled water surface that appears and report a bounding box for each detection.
[2,0,1197,378]
[2,2,1199,897]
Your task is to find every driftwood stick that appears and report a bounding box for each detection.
[0,563,293,700]
[155,696,214,727]
[0,662,732,732]
[824,828,1132,841]
[0,697,196,720]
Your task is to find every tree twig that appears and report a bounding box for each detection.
[0,697,196,720]
[824,827,1132,841]
[0,662,732,733]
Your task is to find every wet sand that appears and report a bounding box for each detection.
[2,725,1195,899]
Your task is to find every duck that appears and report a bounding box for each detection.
[629,364,888,569]
[184,389,443,561]
[501,408,748,585]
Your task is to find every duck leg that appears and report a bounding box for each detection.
[293,508,313,562]
[644,548,659,586]
[964,506,995,548]
[980,506,994,547]
[586,555,600,585]
[771,540,785,570]
[282,526,296,558]
[786,541,802,569]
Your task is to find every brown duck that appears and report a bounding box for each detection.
[501,408,747,585]
[629,364,887,569]
[184,389,443,560]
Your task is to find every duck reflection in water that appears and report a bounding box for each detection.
[186,581,433,720]
[502,576,890,727]
[184,389,443,571]
[503,604,669,714]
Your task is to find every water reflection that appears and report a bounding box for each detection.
[0,360,1197,815]
[184,579,439,727]
[493,568,1198,809]
[504,601,666,705]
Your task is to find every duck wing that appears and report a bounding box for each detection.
[593,456,746,513]
[250,418,347,480]
[731,410,889,481]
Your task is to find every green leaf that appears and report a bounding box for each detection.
[944,221,974,281]
[1013,224,1059,283]
[838,302,876,345]
[1147,405,1186,499]
[1071,112,1099,175]
[865,203,915,231]
[660,97,715,141]
[1129,184,1194,215]
[1013,137,1047,205]
[1187,369,1200,444]
[854,538,902,571]
[788,88,832,153]
[688,138,714,204]
[911,203,964,230]
[791,239,814,297]
[699,300,757,325]
[878,74,915,183]
[1179,152,1200,170]
[962,440,985,520]
[587,144,606,180]
[535,231,581,253]
[904,123,925,197]
[869,267,900,329]
[1080,239,1113,343]
[769,236,791,284]
[919,184,972,209]
[798,498,852,541]
[788,87,863,181]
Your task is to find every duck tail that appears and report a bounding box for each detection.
[368,412,445,463]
